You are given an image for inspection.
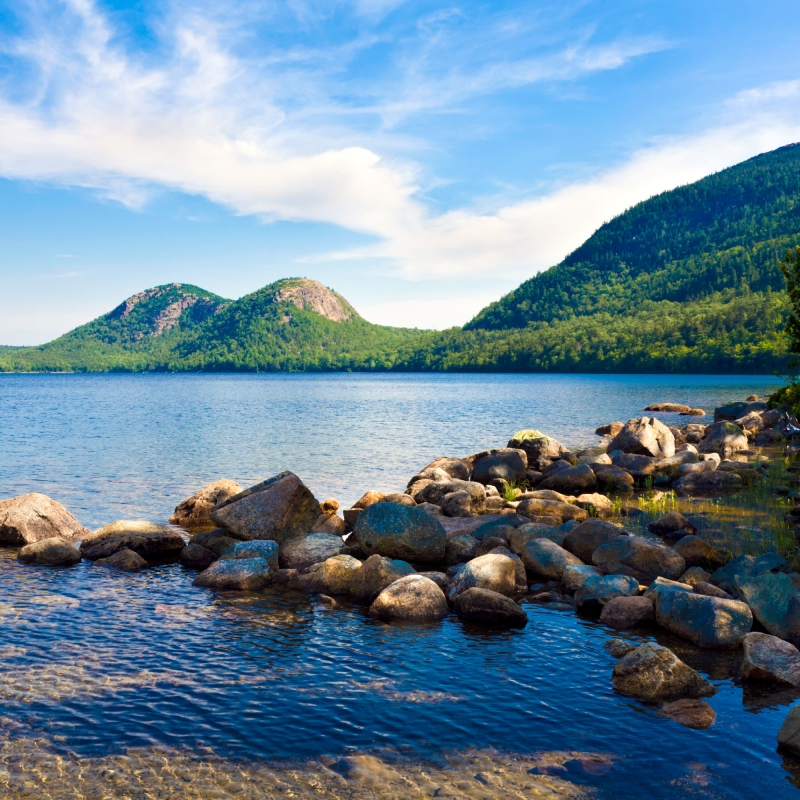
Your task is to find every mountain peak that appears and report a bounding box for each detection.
[272,278,355,322]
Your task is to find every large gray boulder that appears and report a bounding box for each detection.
[444,533,480,566]
[17,537,81,566]
[519,538,583,579]
[574,574,639,608]
[592,536,686,583]
[612,643,717,700]
[279,533,343,572]
[180,529,239,570]
[471,450,527,485]
[349,554,416,604]
[193,556,272,590]
[354,503,446,563]
[447,554,517,599]
[222,539,279,569]
[735,571,798,639]
[170,479,243,527]
[742,632,800,686]
[507,431,568,461]
[80,521,185,562]
[209,471,321,544]
[698,421,748,459]
[537,465,597,494]
[300,555,362,595]
[655,589,752,648]
[452,588,527,627]
[0,493,88,545]
[608,417,675,458]
[369,575,448,621]
[562,519,625,563]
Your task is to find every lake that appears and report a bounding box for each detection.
[0,372,797,799]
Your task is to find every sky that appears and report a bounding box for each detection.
[2,1,800,344]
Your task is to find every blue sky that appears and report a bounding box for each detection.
[2,0,800,344]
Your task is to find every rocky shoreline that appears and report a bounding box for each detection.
[4,395,800,751]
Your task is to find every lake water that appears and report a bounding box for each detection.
[0,372,797,799]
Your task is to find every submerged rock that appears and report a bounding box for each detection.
[17,537,81,566]
[369,575,448,621]
[170,479,243,527]
[349,554,416,604]
[0,493,87,545]
[655,589,752,648]
[742,632,800,686]
[94,547,148,572]
[658,699,716,730]
[354,503,446,563]
[80,521,185,562]
[193,556,272,590]
[648,511,696,538]
[452,587,527,627]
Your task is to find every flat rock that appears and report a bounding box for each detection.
[658,699,716,729]
[673,470,744,496]
[94,547,148,572]
[575,574,639,608]
[349,554,416,604]
[599,595,655,628]
[644,403,692,413]
[354,503,446,563]
[17,537,81,566]
[516,498,588,523]
[452,587,527,627]
[520,538,583,579]
[193,556,272,590]
[80,521,185,562]
[447,553,518,599]
[742,632,800,686]
[170,479,243,527]
[210,471,321,544]
[655,589,752,648]
[369,575,448,621]
[563,519,626,563]
[592,535,686,583]
[0,493,87,545]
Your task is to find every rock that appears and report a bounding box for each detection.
[349,554,416,604]
[562,564,603,593]
[419,571,450,590]
[94,547,148,572]
[679,566,712,587]
[673,535,725,570]
[698,421,749,459]
[380,493,416,507]
[518,488,571,502]
[681,408,706,417]
[517,498,588,523]
[353,490,385,509]
[354,503,446,563]
[608,417,675,458]
[742,632,800,685]
[716,401,768,422]
[80,521,185,562]
[445,533,480,566]
[509,522,563,552]
[17,537,81,566]
[574,493,614,517]
[599,595,654,628]
[672,471,743,496]
[405,480,433,500]
[448,553,518,599]
[592,536,686,583]
[452,587,527,627]
[312,513,346,536]
[209,472,321,544]
[735,571,798,639]
[419,457,471,481]
[179,529,239,570]
[612,643,717,700]
[169,480,243,527]
[0,493,87,545]
[778,706,800,755]
[320,498,340,514]
[655,589,753,648]
[343,508,362,530]
[538,465,598,495]
[477,536,510,556]
[415,502,443,516]
[596,422,624,437]
[279,533,344,572]
[609,451,661,474]
[644,403,692,413]
[471,451,527,485]
[507,430,568,460]
[415,480,486,510]
[676,460,718,476]
[563,520,626,563]
[575,574,639,608]
[193,557,272,590]
[682,423,708,443]
[221,539,279,569]
[594,467,635,492]
[520,539,583,579]
[711,552,789,596]
[648,511,697,538]
[369,575,448,621]
[694,581,733,599]
[643,576,692,601]
[440,491,476,517]
[658,699,716,729]
[300,554,363,594]
[605,638,637,658]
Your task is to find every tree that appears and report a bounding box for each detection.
[779,245,800,368]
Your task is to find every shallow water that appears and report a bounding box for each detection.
[0,372,797,798]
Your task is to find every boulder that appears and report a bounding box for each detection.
[644,403,692,413]
[509,522,563,551]
[599,595,655,629]
[778,706,800,755]
[643,576,692,602]
[694,581,733,600]
[416,457,471,481]
[507,430,567,460]
[193,557,272,590]
[562,564,603,593]
[676,460,717,476]
[221,539,279,569]
[605,638,637,658]
[279,533,344,572]
[416,502,444,517]
[94,548,148,572]
[169,479,243,527]
[608,451,660,475]
[741,632,800,686]
[349,554,416,604]
[445,533,480,566]
[0,493,87,545]
[655,589,752,648]
[415,480,486,509]
[608,417,675,458]
[80,521,185,562]
[594,467,635,492]
[735,571,797,639]
[452,587,527,627]
[17,537,81,566]
[697,421,749,459]
[379,493,416,507]
[353,490,385,509]
[440,491,476,517]
[180,529,239,570]
[595,422,624,437]
[574,574,639,608]
[673,535,725,571]
[592,536,686,583]
[679,566,712,588]
[538,465,598,494]
[312,513,346,536]
[672,471,743,496]
[300,554,362,594]
[715,401,766,422]
[516,498,588,523]
[711,552,789,596]
[563,520,626,563]
[320,498,340,514]
[648,511,696,538]
[471,451,527,485]
[369,575,448,621]
[574,493,614,517]
[658,699,716,730]
[612,643,717,700]
[209,471,321,544]
[447,553,518,599]
[419,571,450,590]
[520,539,583,580]
[354,503,446,563]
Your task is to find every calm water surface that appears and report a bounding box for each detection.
[0,373,795,798]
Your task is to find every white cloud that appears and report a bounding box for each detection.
[359,293,500,329]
